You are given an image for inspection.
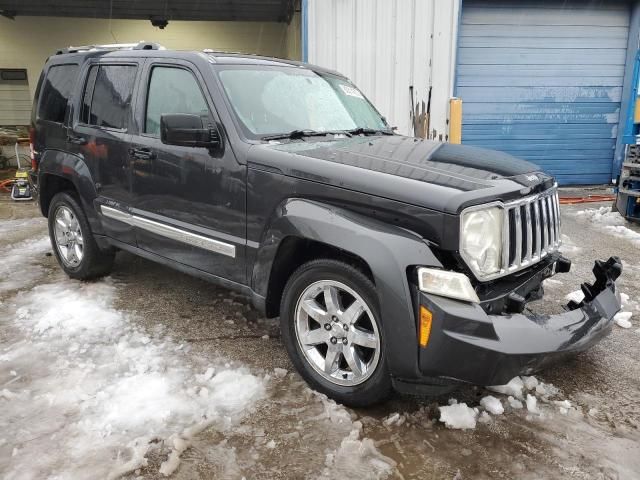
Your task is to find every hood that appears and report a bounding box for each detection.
[248,135,554,214]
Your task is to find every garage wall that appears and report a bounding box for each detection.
[307,0,460,138]
[0,16,297,125]
[456,0,631,185]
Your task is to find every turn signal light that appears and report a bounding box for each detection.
[419,306,433,347]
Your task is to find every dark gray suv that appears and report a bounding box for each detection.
[30,42,622,406]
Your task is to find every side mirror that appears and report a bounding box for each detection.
[160,113,220,148]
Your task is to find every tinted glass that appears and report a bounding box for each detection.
[88,65,136,129]
[216,66,387,137]
[145,67,209,135]
[38,64,79,123]
[81,65,98,124]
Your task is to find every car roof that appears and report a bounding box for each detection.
[47,45,344,78]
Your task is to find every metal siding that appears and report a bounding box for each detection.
[0,83,31,125]
[308,0,459,137]
[457,0,631,185]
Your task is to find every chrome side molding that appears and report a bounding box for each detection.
[100,205,236,258]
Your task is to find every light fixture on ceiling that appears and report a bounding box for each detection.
[150,17,168,29]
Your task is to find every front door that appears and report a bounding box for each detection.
[68,61,141,245]
[129,60,246,284]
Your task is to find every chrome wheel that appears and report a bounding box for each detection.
[294,280,381,386]
[53,205,84,268]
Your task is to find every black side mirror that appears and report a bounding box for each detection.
[160,113,220,148]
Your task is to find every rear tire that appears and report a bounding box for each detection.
[48,191,115,280]
[280,259,392,407]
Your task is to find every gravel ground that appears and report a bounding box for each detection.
[0,193,639,479]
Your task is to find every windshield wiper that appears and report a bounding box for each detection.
[261,129,352,141]
[346,127,394,136]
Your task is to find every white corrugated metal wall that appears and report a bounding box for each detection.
[307,0,460,138]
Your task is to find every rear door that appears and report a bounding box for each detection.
[33,62,80,158]
[129,59,247,284]
[67,60,142,245]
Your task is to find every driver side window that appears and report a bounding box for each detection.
[145,66,209,136]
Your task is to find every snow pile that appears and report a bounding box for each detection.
[479,395,504,415]
[559,234,582,254]
[438,403,477,430]
[565,290,585,305]
[0,278,266,479]
[614,311,633,329]
[319,427,396,480]
[526,394,539,414]
[488,376,525,399]
[573,207,640,247]
[575,206,626,226]
[0,236,51,293]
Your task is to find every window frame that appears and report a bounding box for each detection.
[36,62,80,125]
[76,62,139,133]
[140,63,213,139]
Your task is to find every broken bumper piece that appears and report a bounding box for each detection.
[416,257,623,387]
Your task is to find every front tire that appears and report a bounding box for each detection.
[280,259,392,407]
[48,192,115,280]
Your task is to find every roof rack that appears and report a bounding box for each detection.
[56,41,165,55]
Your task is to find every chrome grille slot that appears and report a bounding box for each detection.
[502,186,561,274]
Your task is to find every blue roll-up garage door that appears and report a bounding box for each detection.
[456,0,630,185]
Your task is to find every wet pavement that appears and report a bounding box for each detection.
[0,193,639,479]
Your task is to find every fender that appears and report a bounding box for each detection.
[252,198,443,379]
[38,149,104,235]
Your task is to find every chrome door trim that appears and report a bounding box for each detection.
[100,205,236,258]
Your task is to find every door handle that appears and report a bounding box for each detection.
[67,134,87,145]
[129,148,156,160]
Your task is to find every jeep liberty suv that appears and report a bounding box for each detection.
[30,43,623,407]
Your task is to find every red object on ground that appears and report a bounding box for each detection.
[0,178,14,192]
[559,195,616,205]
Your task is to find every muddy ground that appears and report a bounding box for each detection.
[0,192,639,480]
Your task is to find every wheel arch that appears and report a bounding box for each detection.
[252,198,443,380]
[38,150,103,234]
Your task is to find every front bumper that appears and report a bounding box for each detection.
[415,257,623,387]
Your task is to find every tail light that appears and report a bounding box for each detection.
[29,127,37,171]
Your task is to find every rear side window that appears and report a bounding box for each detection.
[38,64,79,123]
[82,65,137,130]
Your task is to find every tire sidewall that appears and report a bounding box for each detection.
[280,260,391,406]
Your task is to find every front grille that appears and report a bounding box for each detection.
[502,186,561,274]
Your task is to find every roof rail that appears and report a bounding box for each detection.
[56,41,165,55]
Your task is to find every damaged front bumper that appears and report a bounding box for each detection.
[415,257,623,387]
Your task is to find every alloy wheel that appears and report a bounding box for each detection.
[53,205,84,268]
[294,280,381,386]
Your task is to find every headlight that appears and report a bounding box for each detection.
[460,205,503,278]
[417,268,480,303]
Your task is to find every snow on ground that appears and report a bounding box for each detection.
[438,403,478,430]
[0,217,46,237]
[479,395,504,415]
[0,276,266,479]
[318,427,396,480]
[0,236,51,293]
[438,374,579,430]
[573,207,640,247]
[559,234,582,254]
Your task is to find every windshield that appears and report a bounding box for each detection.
[215,65,389,139]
